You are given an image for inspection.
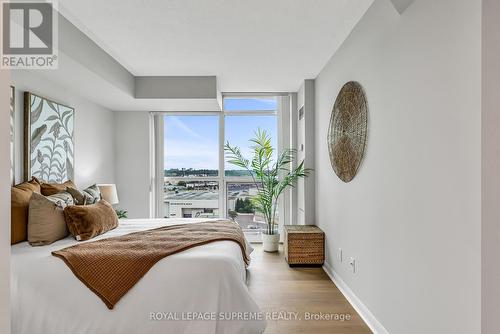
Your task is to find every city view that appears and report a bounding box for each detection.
[163,169,271,232]
[163,98,278,235]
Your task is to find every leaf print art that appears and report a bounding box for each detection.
[30,124,47,153]
[25,92,74,183]
[10,86,15,185]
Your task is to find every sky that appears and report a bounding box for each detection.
[164,98,278,170]
[223,98,276,111]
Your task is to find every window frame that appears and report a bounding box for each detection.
[154,94,288,240]
[158,112,222,218]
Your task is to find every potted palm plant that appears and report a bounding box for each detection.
[225,129,309,252]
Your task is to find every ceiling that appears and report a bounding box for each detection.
[59,0,373,92]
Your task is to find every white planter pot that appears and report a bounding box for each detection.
[262,232,280,252]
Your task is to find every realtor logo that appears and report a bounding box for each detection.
[1,0,58,69]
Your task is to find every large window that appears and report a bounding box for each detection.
[162,115,219,218]
[224,111,278,241]
[158,96,284,241]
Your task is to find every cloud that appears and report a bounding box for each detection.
[167,116,205,140]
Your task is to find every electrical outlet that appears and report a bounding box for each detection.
[338,248,343,262]
[349,257,356,274]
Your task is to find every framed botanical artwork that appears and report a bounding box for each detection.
[24,92,74,183]
[10,86,15,185]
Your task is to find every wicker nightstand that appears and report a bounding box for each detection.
[283,225,325,266]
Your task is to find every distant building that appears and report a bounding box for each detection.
[163,182,269,231]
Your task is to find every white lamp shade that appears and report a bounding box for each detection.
[98,184,119,205]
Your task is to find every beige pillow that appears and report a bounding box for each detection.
[28,193,69,246]
[64,200,118,241]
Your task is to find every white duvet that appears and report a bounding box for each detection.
[11,219,266,334]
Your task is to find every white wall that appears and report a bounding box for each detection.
[114,111,151,219]
[482,0,500,333]
[11,71,115,187]
[0,69,11,333]
[296,80,315,225]
[314,0,481,333]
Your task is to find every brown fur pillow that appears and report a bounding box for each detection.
[64,200,118,241]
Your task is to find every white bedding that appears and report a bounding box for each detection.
[11,218,266,334]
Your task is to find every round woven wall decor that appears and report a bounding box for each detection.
[328,81,368,183]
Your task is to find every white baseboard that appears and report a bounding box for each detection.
[322,262,389,334]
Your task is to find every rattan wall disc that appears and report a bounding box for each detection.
[328,81,368,182]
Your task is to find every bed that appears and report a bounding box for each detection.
[11,218,266,334]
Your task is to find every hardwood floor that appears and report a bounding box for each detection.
[247,245,372,334]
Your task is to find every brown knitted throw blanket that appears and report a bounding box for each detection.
[52,220,249,309]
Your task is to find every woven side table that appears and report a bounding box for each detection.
[283,225,324,266]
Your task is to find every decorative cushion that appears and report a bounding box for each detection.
[11,178,41,244]
[28,193,69,246]
[39,180,77,196]
[48,191,75,207]
[67,184,101,205]
[64,200,118,241]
